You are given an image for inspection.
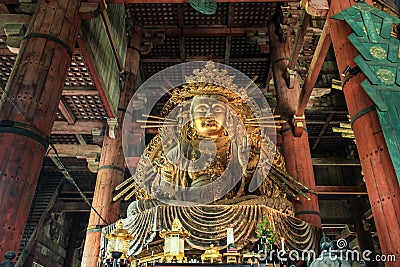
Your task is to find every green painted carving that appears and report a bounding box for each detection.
[332,1,400,183]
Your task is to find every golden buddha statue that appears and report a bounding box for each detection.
[108,62,318,259]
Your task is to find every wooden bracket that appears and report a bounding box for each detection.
[0,14,31,53]
[284,68,296,89]
[292,114,305,137]
[85,152,100,173]
[107,118,118,139]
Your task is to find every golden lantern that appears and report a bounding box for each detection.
[201,244,222,263]
[159,218,189,263]
[105,219,133,265]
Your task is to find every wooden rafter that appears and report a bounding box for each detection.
[314,185,367,195]
[144,27,270,37]
[311,113,334,150]
[141,57,268,63]
[58,98,76,125]
[312,158,361,166]
[177,4,186,61]
[0,4,9,14]
[76,36,115,118]
[307,120,343,125]
[296,20,332,116]
[100,10,123,71]
[288,11,311,70]
[0,14,31,27]
[52,120,105,135]
[47,144,101,158]
[62,89,99,96]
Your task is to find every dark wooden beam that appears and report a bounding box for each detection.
[288,11,311,70]
[296,20,332,116]
[76,36,115,118]
[43,165,90,172]
[140,57,268,63]
[305,107,348,113]
[0,4,9,14]
[224,36,231,65]
[306,120,342,125]
[0,14,31,27]
[52,120,105,135]
[311,113,334,150]
[109,0,299,3]
[0,47,14,55]
[54,201,91,213]
[296,68,339,75]
[100,10,123,71]
[34,250,63,267]
[363,209,373,220]
[58,197,93,201]
[224,2,234,64]
[62,88,99,96]
[58,98,76,125]
[308,135,341,139]
[37,235,67,258]
[0,1,18,5]
[145,27,270,37]
[230,57,268,63]
[140,57,182,63]
[177,4,186,62]
[312,157,361,166]
[53,201,131,214]
[314,185,367,195]
[47,144,101,158]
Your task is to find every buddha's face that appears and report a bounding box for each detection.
[191,96,228,137]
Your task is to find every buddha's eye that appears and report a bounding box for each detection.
[194,104,209,113]
[212,104,225,113]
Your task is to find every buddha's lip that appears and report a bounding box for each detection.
[201,120,218,126]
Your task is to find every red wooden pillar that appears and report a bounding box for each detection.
[80,27,142,267]
[269,23,321,227]
[0,0,80,255]
[330,1,400,262]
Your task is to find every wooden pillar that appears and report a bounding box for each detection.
[80,27,142,267]
[330,1,400,263]
[348,197,378,267]
[269,23,321,227]
[0,0,80,254]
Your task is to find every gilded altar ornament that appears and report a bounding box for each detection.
[201,244,222,263]
[159,218,189,263]
[105,220,133,260]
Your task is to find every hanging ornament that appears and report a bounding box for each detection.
[189,0,217,15]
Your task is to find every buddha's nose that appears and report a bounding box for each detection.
[205,111,214,118]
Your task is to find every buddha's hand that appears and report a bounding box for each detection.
[160,162,177,183]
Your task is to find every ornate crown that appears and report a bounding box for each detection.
[160,62,259,119]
